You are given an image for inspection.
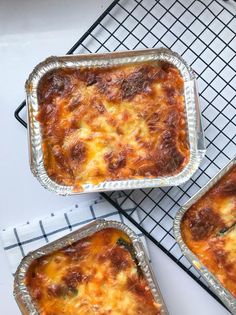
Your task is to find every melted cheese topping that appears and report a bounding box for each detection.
[181,165,236,297]
[25,228,161,315]
[37,61,189,191]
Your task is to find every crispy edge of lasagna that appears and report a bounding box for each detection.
[181,165,236,297]
[25,228,161,315]
[36,61,190,191]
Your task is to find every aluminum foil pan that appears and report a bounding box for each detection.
[174,156,236,314]
[26,48,205,195]
[14,219,169,315]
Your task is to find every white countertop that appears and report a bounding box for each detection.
[0,1,230,314]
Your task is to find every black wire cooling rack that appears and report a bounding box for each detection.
[15,0,236,310]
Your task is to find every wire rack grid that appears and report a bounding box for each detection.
[15,0,236,310]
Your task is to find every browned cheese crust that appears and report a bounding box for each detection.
[25,228,161,315]
[181,165,236,297]
[37,61,189,191]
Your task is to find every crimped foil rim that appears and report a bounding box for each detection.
[14,219,169,315]
[26,48,206,195]
[173,156,236,314]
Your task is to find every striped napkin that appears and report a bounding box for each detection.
[0,195,147,274]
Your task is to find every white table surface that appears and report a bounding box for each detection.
[0,1,230,314]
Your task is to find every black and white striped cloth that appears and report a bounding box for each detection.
[0,195,148,274]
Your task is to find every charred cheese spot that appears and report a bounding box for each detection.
[37,103,58,123]
[76,69,97,86]
[63,267,89,288]
[38,70,72,104]
[164,109,179,129]
[52,145,65,167]
[25,228,161,315]
[181,166,236,297]
[96,70,124,102]
[63,240,91,260]
[92,102,106,114]
[184,207,224,241]
[155,130,184,175]
[70,142,86,162]
[33,288,42,300]
[146,111,160,133]
[37,61,189,190]
[109,246,131,272]
[104,151,126,172]
[164,87,176,105]
[121,67,152,100]
[67,93,82,112]
[51,145,72,176]
[47,284,68,298]
[218,179,236,196]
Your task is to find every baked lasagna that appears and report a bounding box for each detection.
[37,61,189,191]
[25,228,161,315]
[181,165,236,297]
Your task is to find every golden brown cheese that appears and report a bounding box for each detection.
[37,61,189,191]
[25,228,160,315]
[181,165,236,297]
